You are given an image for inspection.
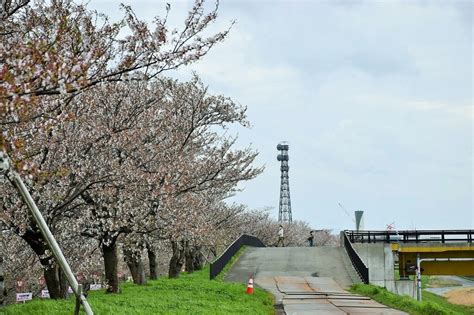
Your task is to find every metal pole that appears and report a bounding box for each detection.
[74,284,83,315]
[9,170,93,314]
[416,253,422,301]
[0,256,4,306]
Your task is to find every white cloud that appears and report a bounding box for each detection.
[88,0,473,230]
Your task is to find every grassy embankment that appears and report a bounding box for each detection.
[350,283,474,315]
[2,247,274,315]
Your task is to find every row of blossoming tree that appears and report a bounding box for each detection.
[0,0,333,302]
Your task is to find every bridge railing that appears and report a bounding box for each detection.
[342,231,369,284]
[345,229,473,244]
[210,234,265,280]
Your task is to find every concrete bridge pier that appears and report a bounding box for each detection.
[352,243,415,297]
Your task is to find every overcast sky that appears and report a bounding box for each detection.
[91,0,473,231]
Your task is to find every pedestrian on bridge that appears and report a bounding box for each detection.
[307,231,314,247]
[276,225,285,247]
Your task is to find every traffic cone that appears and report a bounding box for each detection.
[246,277,254,294]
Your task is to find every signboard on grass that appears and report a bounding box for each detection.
[90,284,102,291]
[16,293,32,302]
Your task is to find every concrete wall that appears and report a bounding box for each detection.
[353,243,414,297]
[392,279,416,298]
[353,244,390,287]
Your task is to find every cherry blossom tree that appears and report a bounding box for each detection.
[111,77,262,279]
[1,0,234,298]
[1,0,231,128]
[1,76,261,294]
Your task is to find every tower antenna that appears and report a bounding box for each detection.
[277,142,292,223]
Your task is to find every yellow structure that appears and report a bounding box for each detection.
[391,243,474,277]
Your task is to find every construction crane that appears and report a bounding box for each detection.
[339,203,365,231]
[338,203,355,223]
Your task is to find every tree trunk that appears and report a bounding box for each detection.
[102,241,120,293]
[21,228,67,299]
[168,240,184,278]
[147,247,158,280]
[128,261,146,285]
[193,246,205,271]
[123,249,146,285]
[43,266,69,299]
[59,268,69,297]
[43,272,59,298]
[184,242,194,274]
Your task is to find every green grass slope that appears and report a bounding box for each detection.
[2,260,273,315]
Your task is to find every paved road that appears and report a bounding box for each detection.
[226,246,407,315]
[274,276,407,315]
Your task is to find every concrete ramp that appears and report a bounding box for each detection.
[225,246,361,288]
[275,276,347,294]
[226,247,407,314]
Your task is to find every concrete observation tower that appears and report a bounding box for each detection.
[277,142,292,223]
